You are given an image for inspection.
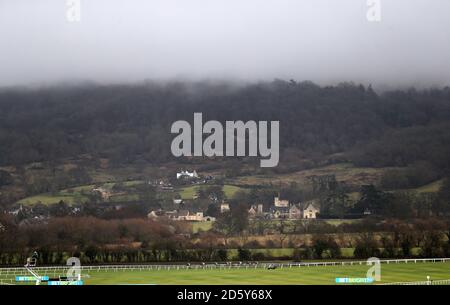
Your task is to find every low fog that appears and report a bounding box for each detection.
[1,0,450,88]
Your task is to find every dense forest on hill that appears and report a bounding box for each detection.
[1,81,450,262]
[0,80,449,173]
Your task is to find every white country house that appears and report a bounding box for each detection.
[176,170,199,179]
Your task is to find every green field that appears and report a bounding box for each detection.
[17,180,146,206]
[324,219,362,226]
[179,184,245,200]
[3,261,449,285]
[80,261,450,284]
[231,163,389,188]
[192,222,214,233]
[17,193,89,205]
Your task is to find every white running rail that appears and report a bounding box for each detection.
[382,279,450,285]
[0,257,448,274]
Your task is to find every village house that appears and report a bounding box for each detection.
[274,196,289,207]
[92,187,110,200]
[248,205,257,217]
[156,180,173,191]
[248,204,264,218]
[173,210,190,220]
[147,209,215,222]
[173,198,183,205]
[185,211,208,221]
[176,170,199,180]
[289,204,302,219]
[220,202,230,213]
[269,206,290,219]
[302,201,320,219]
[266,197,320,220]
[9,204,23,216]
[147,209,165,219]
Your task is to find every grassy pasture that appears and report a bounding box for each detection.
[4,260,449,285]
[75,261,450,285]
[231,163,389,188]
[16,180,146,206]
[192,222,214,233]
[178,184,245,200]
[16,193,89,205]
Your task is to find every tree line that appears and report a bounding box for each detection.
[0,81,449,174]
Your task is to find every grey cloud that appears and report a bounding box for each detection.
[0,0,449,88]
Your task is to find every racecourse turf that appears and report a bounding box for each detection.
[3,261,449,285]
[79,261,450,285]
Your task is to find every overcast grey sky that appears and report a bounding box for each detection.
[1,0,450,88]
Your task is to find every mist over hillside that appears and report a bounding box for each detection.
[2,0,450,88]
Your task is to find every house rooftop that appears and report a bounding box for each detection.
[177,210,190,217]
[270,206,290,212]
